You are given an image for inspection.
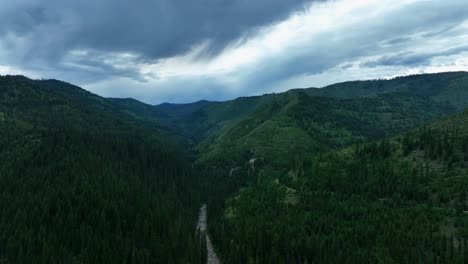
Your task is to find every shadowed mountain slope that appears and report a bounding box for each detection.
[0,75,205,263]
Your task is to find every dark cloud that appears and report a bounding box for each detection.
[0,0,313,63]
[362,46,468,68]
[199,0,468,100]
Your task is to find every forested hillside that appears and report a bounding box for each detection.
[210,109,468,263]
[109,98,214,152]
[306,71,468,105]
[108,72,467,166]
[195,91,454,169]
[0,76,205,263]
[105,71,468,263]
[154,72,468,144]
[184,72,467,263]
[1,72,467,263]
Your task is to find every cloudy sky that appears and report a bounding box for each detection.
[1,0,468,104]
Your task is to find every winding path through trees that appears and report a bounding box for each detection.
[197,204,221,264]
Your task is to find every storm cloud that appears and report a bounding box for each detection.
[1,0,468,103]
[0,0,311,63]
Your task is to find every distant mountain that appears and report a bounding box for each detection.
[109,98,213,122]
[306,71,468,103]
[156,100,214,118]
[109,72,468,212]
[120,72,468,147]
[181,72,467,167]
[0,75,204,263]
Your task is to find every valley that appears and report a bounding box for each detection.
[1,72,468,263]
[3,0,468,263]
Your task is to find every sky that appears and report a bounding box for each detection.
[1,0,468,104]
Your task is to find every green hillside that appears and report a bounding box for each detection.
[165,72,468,139]
[111,73,468,165]
[108,97,200,151]
[306,71,468,103]
[186,72,468,263]
[0,76,204,263]
[211,109,468,263]
[107,73,468,262]
[109,98,213,127]
[185,73,468,191]
[195,91,455,170]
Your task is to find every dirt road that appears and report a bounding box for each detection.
[197,204,221,264]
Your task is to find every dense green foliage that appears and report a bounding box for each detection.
[115,72,468,171]
[195,91,454,169]
[165,72,468,143]
[108,71,468,263]
[306,71,468,106]
[2,72,468,263]
[110,98,213,149]
[209,110,468,263]
[183,72,468,263]
[0,76,205,263]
